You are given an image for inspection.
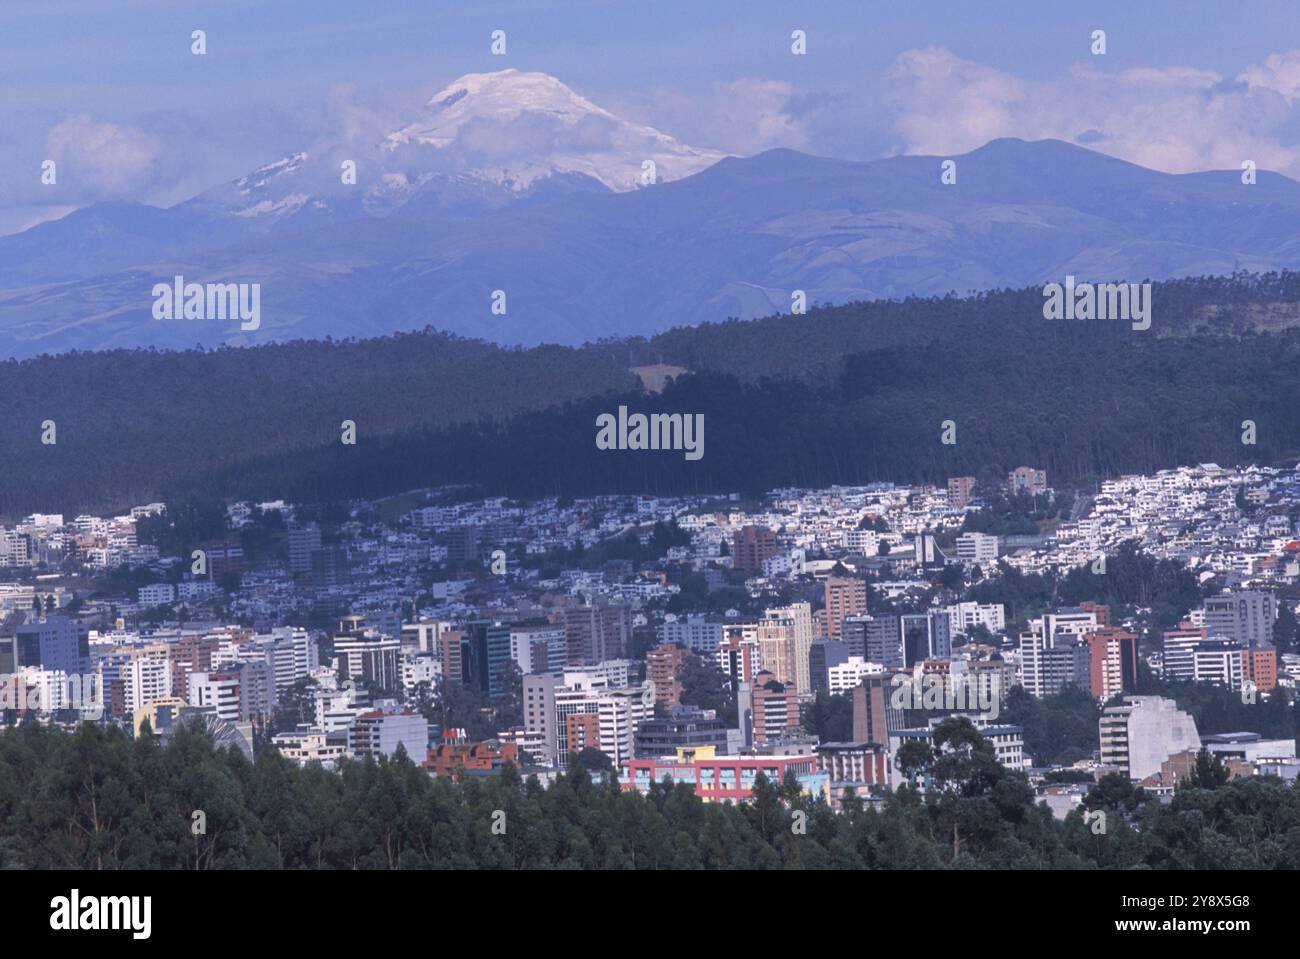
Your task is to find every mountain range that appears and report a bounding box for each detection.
[2,69,1300,358]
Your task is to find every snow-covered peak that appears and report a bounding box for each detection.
[409,70,620,145]
[384,69,724,192]
[184,70,725,226]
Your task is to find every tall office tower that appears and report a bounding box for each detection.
[333,619,402,693]
[900,612,952,666]
[809,639,850,696]
[824,576,868,642]
[750,672,799,745]
[1161,624,1208,682]
[446,525,481,565]
[732,525,777,575]
[863,615,905,669]
[562,598,632,666]
[1203,590,1276,648]
[461,621,514,696]
[1018,632,1090,699]
[717,627,759,689]
[310,545,352,588]
[646,643,687,707]
[851,674,904,746]
[766,601,814,697]
[401,620,446,655]
[438,629,467,685]
[15,617,90,674]
[755,619,797,689]
[1087,627,1138,700]
[287,522,321,574]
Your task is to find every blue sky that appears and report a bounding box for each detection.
[2,0,1299,233]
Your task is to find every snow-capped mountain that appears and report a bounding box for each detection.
[385,69,725,193]
[182,69,724,231]
[0,70,725,288]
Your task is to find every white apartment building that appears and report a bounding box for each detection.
[138,583,176,606]
[826,656,883,694]
[944,602,1006,635]
[955,532,998,566]
[123,654,172,714]
[1099,696,1201,781]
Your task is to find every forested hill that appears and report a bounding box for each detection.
[3,271,1300,516]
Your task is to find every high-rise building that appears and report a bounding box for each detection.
[750,671,799,745]
[824,577,868,642]
[1099,696,1200,781]
[809,639,849,696]
[1203,590,1276,648]
[943,602,1006,636]
[461,621,514,696]
[732,525,777,575]
[122,652,172,715]
[506,622,566,675]
[827,657,884,694]
[1246,646,1278,693]
[717,627,758,689]
[851,674,904,747]
[646,643,687,707]
[1161,623,1208,682]
[862,616,905,669]
[901,612,951,666]
[1087,627,1138,700]
[660,614,725,654]
[755,619,797,689]
[1192,642,1246,689]
[947,476,977,508]
[15,617,89,675]
[562,598,631,666]
[333,622,402,693]
[765,601,814,697]
[1018,632,1090,699]
[438,629,467,685]
[524,670,651,769]
[287,522,321,575]
[446,525,481,565]
[401,620,446,655]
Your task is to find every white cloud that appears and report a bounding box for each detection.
[608,78,809,156]
[1238,50,1300,104]
[885,46,1300,177]
[43,114,161,197]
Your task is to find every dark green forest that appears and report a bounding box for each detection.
[3,719,1298,869]
[4,271,1300,515]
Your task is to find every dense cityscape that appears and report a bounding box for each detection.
[3,3,1296,936]
[3,459,1297,828]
